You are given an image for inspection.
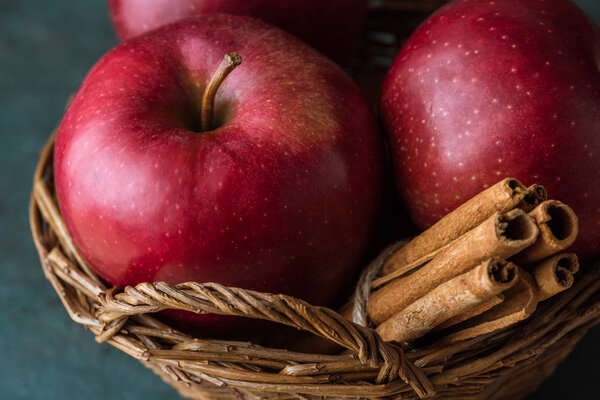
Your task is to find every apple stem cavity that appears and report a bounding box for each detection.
[200,52,242,132]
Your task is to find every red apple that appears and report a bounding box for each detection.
[381,0,600,257]
[54,15,383,335]
[107,0,368,63]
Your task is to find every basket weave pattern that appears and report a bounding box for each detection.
[30,1,600,399]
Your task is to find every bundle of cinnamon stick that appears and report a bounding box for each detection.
[355,178,580,344]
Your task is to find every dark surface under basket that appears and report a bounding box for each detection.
[3,0,600,399]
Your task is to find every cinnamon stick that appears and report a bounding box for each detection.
[512,200,578,264]
[376,259,518,343]
[381,178,529,278]
[436,254,580,344]
[438,268,538,344]
[434,295,504,331]
[517,184,548,212]
[435,253,578,332]
[532,253,579,301]
[368,209,539,324]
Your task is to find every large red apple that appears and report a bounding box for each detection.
[54,15,382,335]
[381,0,600,257]
[107,0,368,63]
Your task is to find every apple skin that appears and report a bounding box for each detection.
[381,0,600,257]
[54,15,382,335]
[107,0,368,63]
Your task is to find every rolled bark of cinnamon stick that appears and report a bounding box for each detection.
[341,294,504,330]
[517,184,548,212]
[376,259,518,343]
[432,254,578,335]
[381,178,529,278]
[438,269,538,345]
[434,295,504,331]
[532,253,579,301]
[512,200,578,264]
[368,209,539,324]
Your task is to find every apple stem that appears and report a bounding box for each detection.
[200,52,242,132]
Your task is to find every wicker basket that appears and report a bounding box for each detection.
[30,1,600,399]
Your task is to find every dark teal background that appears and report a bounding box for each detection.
[1,1,599,398]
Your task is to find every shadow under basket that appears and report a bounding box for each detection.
[30,1,600,399]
